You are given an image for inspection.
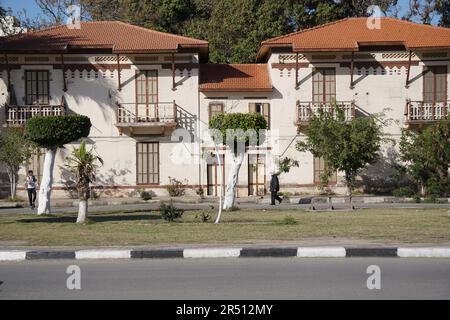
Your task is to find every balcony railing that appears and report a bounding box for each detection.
[116,102,177,124]
[5,101,66,126]
[405,100,450,124]
[296,101,356,125]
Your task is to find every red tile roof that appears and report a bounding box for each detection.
[199,64,272,92]
[0,21,208,56]
[258,17,450,60]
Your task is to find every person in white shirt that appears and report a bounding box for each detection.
[25,170,38,209]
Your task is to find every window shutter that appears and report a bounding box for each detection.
[263,103,270,128]
[249,103,256,113]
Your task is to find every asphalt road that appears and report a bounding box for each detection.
[1,201,449,215]
[0,258,449,299]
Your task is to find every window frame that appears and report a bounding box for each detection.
[208,102,224,122]
[313,157,337,185]
[423,65,447,103]
[249,102,270,129]
[312,68,336,103]
[136,142,160,185]
[25,70,50,105]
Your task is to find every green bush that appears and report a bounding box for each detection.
[160,202,184,222]
[166,177,186,197]
[278,215,298,225]
[137,189,153,201]
[195,206,214,223]
[427,177,448,197]
[392,186,416,197]
[26,115,91,148]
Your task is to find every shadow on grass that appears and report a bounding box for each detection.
[17,213,162,224]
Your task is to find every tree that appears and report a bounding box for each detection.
[209,113,266,216]
[81,0,400,64]
[296,105,384,209]
[0,128,33,200]
[399,121,450,196]
[64,140,103,223]
[437,0,450,26]
[26,115,91,215]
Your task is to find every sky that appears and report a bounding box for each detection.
[0,0,442,25]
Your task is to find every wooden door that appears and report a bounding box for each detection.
[136,70,158,121]
[248,154,266,196]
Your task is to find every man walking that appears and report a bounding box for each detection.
[270,173,282,205]
[25,170,38,209]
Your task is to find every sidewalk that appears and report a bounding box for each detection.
[0,195,449,215]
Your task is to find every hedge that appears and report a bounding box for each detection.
[26,115,92,148]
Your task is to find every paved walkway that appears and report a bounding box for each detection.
[0,200,449,215]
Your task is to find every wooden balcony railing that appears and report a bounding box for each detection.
[5,99,66,126]
[296,101,356,125]
[116,101,177,124]
[405,100,450,124]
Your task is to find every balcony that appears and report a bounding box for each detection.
[296,101,356,128]
[4,103,66,127]
[115,101,178,136]
[405,100,450,127]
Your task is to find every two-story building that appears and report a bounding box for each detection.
[1,18,450,198]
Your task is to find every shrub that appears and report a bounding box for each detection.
[166,176,186,197]
[413,194,421,203]
[279,215,298,225]
[195,206,214,223]
[160,202,184,222]
[196,187,205,198]
[137,189,152,201]
[427,177,448,197]
[26,115,91,148]
[392,186,416,197]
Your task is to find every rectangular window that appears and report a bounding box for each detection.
[136,142,159,185]
[25,70,49,105]
[312,68,336,103]
[313,157,337,185]
[249,103,270,129]
[208,103,224,122]
[135,70,158,120]
[423,66,447,103]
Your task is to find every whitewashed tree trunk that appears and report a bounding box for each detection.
[214,146,224,224]
[223,151,245,210]
[7,169,16,200]
[11,173,16,201]
[77,200,88,223]
[38,148,57,215]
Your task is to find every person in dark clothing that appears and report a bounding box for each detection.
[270,174,282,205]
[25,170,37,209]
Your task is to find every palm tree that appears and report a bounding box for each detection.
[65,140,103,223]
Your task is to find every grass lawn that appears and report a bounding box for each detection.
[0,208,449,246]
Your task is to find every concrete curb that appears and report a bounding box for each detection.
[1,246,450,262]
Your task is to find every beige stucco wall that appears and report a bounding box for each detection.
[1,49,450,199]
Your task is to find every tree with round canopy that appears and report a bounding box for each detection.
[26,115,91,215]
[209,112,266,222]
